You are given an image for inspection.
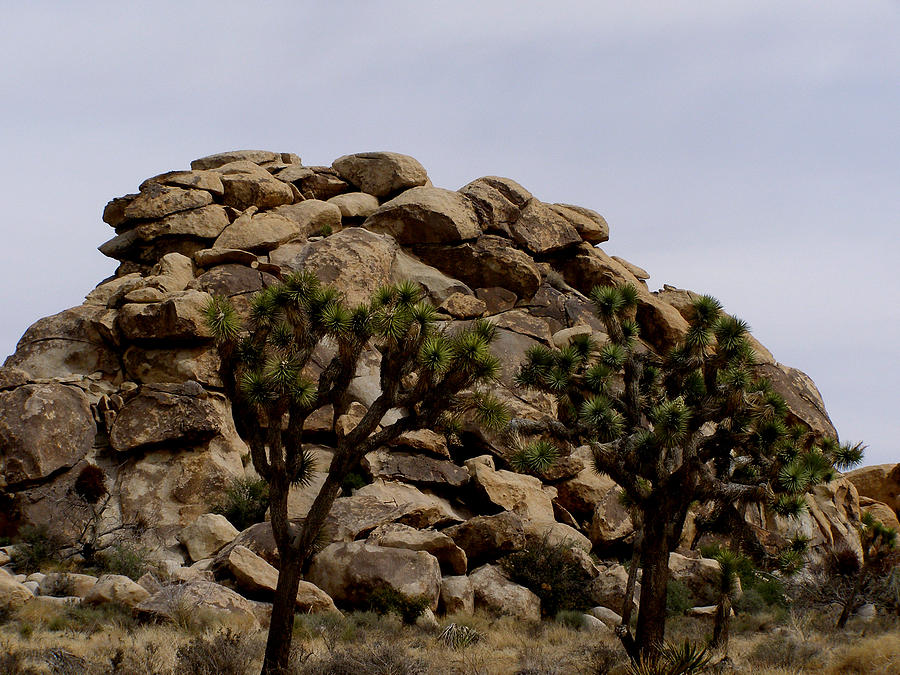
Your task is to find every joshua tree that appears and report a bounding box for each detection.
[205,274,506,675]
[710,548,750,655]
[836,511,897,629]
[513,283,863,659]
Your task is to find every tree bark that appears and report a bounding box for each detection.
[712,593,730,652]
[837,566,867,629]
[261,547,303,675]
[635,518,669,659]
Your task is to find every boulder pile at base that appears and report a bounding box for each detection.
[2,149,896,621]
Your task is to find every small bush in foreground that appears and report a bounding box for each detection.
[174,630,262,675]
[11,524,62,572]
[555,609,587,629]
[210,477,269,531]
[748,632,820,670]
[665,579,693,617]
[296,641,426,675]
[438,622,483,649]
[365,587,430,624]
[96,542,157,580]
[502,536,592,616]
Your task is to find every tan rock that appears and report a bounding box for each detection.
[476,287,518,314]
[188,264,277,299]
[364,450,469,489]
[38,573,98,598]
[117,290,213,342]
[193,247,259,268]
[588,563,639,613]
[5,305,120,379]
[135,580,260,631]
[668,553,733,605]
[860,497,900,532]
[0,384,95,485]
[470,564,540,621]
[333,152,428,198]
[289,167,350,200]
[214,210,302,252]
[141,169,224,196]
[365,186,481,244]
[178,513,240,562]
[327,192,380,219]
[390,428,451,459]
[83,574,151,607]
[444,512,526,566]
[283,228,398,307]
[587,605,622,628]
[123,184,213,221]
[367,523,468,575]
[390,250,473,305]
[348,480,466,531]
[308,541,442,610]
[415,235,542,300]
[549,204,609,244]
[0,569,34,612]
[191,150,282,170]
[845,464,900,515]
[487,310,553,343]
[459,177,580,254]
[124,205,232,243]
[611,256,649,280]
[271,199,343,236]
[440,575,475,615]
[123,345,221,388]
[439,292,486,319]
[754,363,838,437]
[110,382,221,453]
[218,165,295,211]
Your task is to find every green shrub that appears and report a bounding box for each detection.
[501,536,592,616]
[554,609,586,629]
[364,587,430,624]
[210,477,269,531]
[341,471,369,494]
[11,524,61,571]
[665,579,693,616]
[96,542,156,580]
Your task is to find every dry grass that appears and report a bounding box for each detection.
[0,603,897,674]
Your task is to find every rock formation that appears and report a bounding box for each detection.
[0,148,881,619]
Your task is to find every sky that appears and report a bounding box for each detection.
[1,1,897,466]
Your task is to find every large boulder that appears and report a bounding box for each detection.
[279,228,397,307]
[140,169,225,197]
[588,563,639,613]
[191,150,283,171]
[271,200,342,235]
[0,384,95,486]
[5,305,119,379]
[120,184,213,222]
[754,363,838,437]
[135,580,260,631]
[38,573,98,598]
[82,574,151,607]
[119,205,230,243]
[177,513,240,562]
[307,541,442,610]
[443,512,527,566]
[332,152,428,198]
[415,235,542,299]
[109,382,221,453]
[363,449,469,489]
[123,345,221,388]
[390,250,473,305]
[469,564,540,621]
[224,545,338,613]
[213,210,302,252]
[460,176,581,254]
[116,290,213,343]
[440,575,474,615]
[215,162,294,211]
[0,568,34,612]
[845,464,900,516]
[364,186,481,244]
[367,523,468,575]
[549,204,609,244]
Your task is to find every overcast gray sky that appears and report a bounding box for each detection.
[1,1,897,465]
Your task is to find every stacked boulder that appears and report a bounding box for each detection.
[0,149,881,621]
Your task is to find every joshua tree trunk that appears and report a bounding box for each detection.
[261,546,303,675]
[712,594,731,652]
[617,527,643,662]
[635,517,670,660]
[837,566,867,629]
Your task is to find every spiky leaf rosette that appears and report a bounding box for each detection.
[510,439,560,474]
[205,296,242,343]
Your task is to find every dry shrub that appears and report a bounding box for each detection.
[747,632,821,670]
[174,629,262,675]
[296,640,426,675]
[825,631,900,674]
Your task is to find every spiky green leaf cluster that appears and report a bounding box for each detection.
[510,439,560,474]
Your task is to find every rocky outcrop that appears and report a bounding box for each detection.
[135,580,261,631]
[0,147,862,621]
[845,464,900,516]
[82,574,151,607]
